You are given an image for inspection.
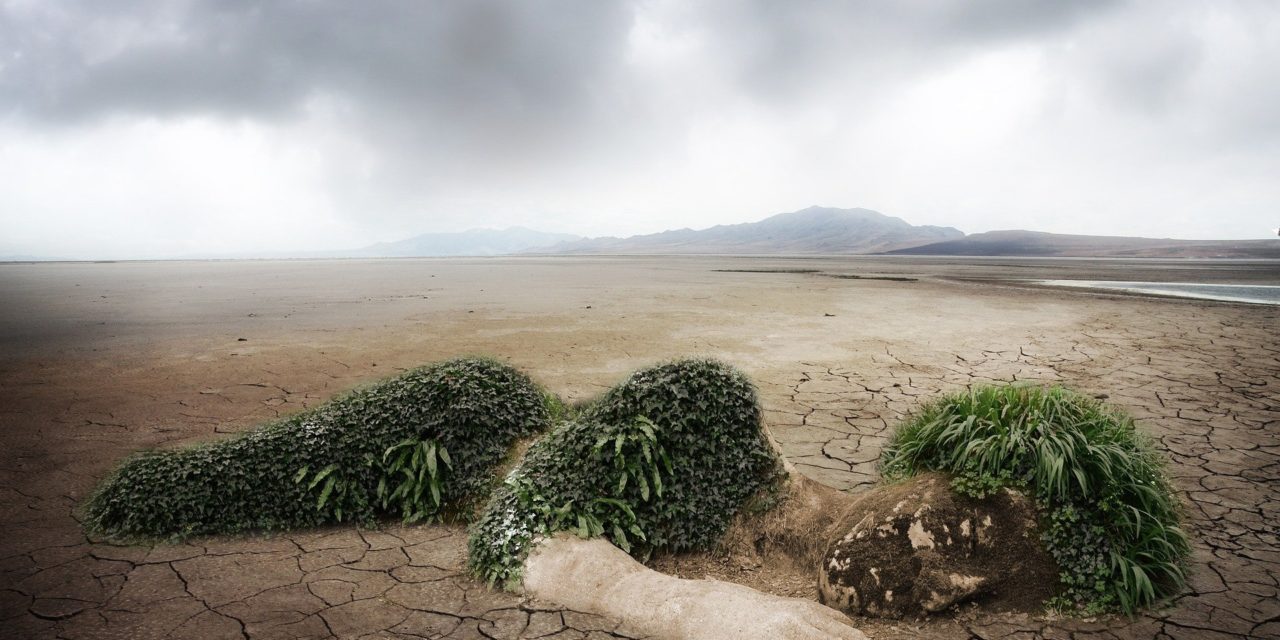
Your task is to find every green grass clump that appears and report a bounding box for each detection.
[467,358,783,587]
[879,384,1189,614]
[85,357,551,539]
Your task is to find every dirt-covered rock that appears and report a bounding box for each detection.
[818,473,1057,619]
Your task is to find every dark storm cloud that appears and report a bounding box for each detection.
[0,0,648,210]
[1087,29,1204,115]
[2,1,1272,165]
[0,0,1150,179]
[1,0,1138,127]
[654,0,1122,99]
[939,0,1119,39]
[0,0,632,125]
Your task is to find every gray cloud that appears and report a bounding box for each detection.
[2,1,631,123]
[0,0,1277,257]
[0,0,1141,151]
[1,0,643,225]
[1,1,1120,120]
[666,1,1122,98]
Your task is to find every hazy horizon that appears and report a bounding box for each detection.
[3,1,1279,260]
[2,203,1279,262]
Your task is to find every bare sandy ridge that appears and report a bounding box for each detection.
[0,256,1277,639]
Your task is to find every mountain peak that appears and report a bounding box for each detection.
[762,206,898,225]
[540,206,963,255]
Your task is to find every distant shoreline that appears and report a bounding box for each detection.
[5,253,1280,265]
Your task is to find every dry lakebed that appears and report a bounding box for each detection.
[1,255,1277,639]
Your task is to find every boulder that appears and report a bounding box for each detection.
[525,535,869,640]
[819,473,1057,619]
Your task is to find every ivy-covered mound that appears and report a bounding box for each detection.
[879,384,1189,614]
[85,357,551,539]
[468,358,783,587]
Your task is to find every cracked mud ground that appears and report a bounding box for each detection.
[1,256,1277,639]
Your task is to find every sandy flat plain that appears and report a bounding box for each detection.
[1,255,1277,639]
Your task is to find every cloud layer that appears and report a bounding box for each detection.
[2,0,1277,258]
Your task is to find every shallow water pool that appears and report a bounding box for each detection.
[1038,280,1280,305]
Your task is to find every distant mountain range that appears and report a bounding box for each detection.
[887,230,1280,259]
[536,207,963,255]
[6,207,1277,261]
[529,207,1278,258]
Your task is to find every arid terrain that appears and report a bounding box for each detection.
[1,256,1277,639]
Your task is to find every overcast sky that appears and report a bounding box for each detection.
[1,0,1278,258]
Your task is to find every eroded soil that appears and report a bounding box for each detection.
[1,256,1276,639]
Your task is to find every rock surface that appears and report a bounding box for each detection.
[820,473,1056,618]
[525,534,868,640]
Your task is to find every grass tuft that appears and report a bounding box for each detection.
[880,384,1189,614]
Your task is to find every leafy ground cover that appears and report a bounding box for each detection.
[84,357,550,538]
[467,358,784,587]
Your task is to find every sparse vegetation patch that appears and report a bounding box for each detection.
[880,384,1189,614]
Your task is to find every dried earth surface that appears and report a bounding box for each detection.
[1,255,1277,639]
